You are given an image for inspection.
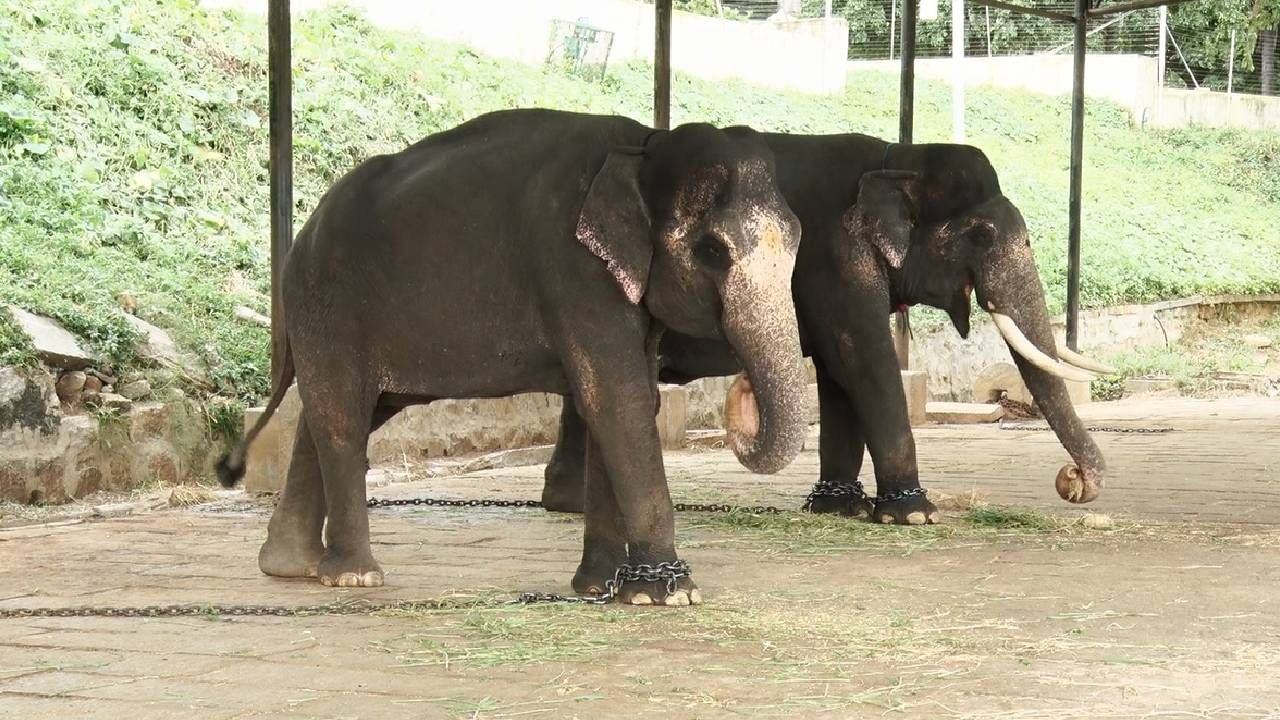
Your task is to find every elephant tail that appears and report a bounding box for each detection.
[216,332,296,488]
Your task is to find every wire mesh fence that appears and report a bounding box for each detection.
[1165,22,1279,96]
[545,18,615,83]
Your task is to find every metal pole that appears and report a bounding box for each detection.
[890,0,897,60]
[654,0,672,129]
[899,0,916,143]
[1065,0,1086,351]
[268,0,292,389]
[825,0,833,18]
[952,0,965,142]
[1227,29,1236,95]
[895,0,917,369]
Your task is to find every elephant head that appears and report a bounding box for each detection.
[575,124,807,474]
[847,144,1112,503]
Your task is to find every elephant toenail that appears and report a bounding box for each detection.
[906,511,927,525]
[879,514,895,524]
[630,592,653,605]
[928,512,941,524]
[690,589,703,605]
[666,590,690,606]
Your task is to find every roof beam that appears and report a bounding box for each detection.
[967,0,1074,24]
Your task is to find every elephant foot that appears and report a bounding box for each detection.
[617,575,702,607]
[257,532,324,579]
[803,479,874,519]
[541,462,586,514]
[317,550,384,587]
[572,542,627,595]
[873,490,940,525]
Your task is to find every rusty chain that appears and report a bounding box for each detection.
[998,421,1174,434]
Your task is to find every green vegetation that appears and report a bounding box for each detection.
[2,0,1277,402]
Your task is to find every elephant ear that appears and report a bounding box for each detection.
[575,150,652,305]
[842,170,921,270]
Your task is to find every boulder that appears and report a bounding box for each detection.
[0,366,59,434]
[55,370,87,406]
[118,379,152,400]
[7,306,94,369]
[121,314,210,387]
[1244,333,1272,349]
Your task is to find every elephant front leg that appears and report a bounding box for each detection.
[805,360,875,519]
[568,376,699,606]
[542,398,588,513]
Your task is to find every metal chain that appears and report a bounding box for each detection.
[1,562,696,618]
[802,479,928,507]
[998,421,1173,434]
[367,497,783,514]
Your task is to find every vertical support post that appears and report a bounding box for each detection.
[894,0,917,369]
[899,0,917,144]
[268,0,292,390]
[1155,5,1167,121]
[654,0,673,130]
[1227,29,1237,95]
[890,0,896,60]
[952,0,965,143]
[825,0,833,18]
[1065,0,1087,351]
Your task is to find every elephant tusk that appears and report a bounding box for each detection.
[1056,344,1117,375]
[990,313,1096,384]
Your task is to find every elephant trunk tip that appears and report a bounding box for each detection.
[1055,464,1102,504]
[724,372,806,475]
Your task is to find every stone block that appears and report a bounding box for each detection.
[242,384,301,495]
[926,401,1005,424]
[1123,376,1176,397]
[902,370,928,427]
[656,384,688,450]
[128,403,170,442]
[0,366,59,434]
[1066,378,1091,405]
[974,362,1090,407]
[7,306,94,369]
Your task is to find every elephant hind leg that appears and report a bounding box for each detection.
[258,415,326,578]
[299,382,383,588]
[542,398,588,514]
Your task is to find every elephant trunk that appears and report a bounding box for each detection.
[979,253,1107,504]
[719,248,808,474]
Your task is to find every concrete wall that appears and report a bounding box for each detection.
[848,53,1280,131]
[911,294,1280,402]
[1151,87,1280,131]
[849,54,1159,123]
[203,0,849,94]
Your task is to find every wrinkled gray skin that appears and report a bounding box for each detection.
[217,109,808,605]
[543,133,1106,521]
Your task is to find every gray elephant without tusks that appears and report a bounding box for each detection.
[216,109,809,606]
[543,132,1113,521]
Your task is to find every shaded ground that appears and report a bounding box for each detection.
[2,397,1278,719]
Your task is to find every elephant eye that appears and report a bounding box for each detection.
[692,233,732,272]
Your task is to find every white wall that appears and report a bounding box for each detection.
[203,0,849,95]
[1153,87,1280,131]
[850,53,1159,124]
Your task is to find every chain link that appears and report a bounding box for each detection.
[367,496,785,514]
[0,599,482,620]
[999,421,1173,434]
[802,479,928,507]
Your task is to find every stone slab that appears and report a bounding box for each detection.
[902,370,928,427]
[7,306,93,370]
[925,401,1005,424]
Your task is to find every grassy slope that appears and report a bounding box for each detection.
[1,0,1277,401]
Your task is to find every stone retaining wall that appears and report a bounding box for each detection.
[0,367,220,504]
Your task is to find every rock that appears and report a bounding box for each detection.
[925,401,1006,424]
[233,305,271,327]
[90,392,132,413]
[87,368,117,386]
[973,362,1032,405]
[118,379,151,400]
[121,314,210,387]
[83,375,103,393]
[1244,333,1272,349]
[55,370,87,406]
[129,403,170,442]
[0,366,59,434]
[6,306,94,369]
[1123,376,1177,397]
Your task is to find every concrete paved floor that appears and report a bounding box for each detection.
[1,397,1277,719]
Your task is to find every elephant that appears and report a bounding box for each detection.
[217,109,810,605]
[541,131,1113,522]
